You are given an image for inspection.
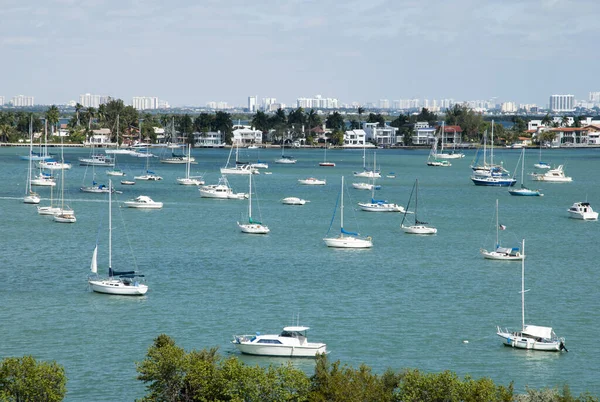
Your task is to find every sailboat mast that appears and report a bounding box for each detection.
[490,120,494,166]
[109,180,112,270]
[495,199,499,249]
[26,117,33,195]
[415,179,419,223]
[340,176,344,230]
[521,239,525,331]
[440,122,445,153]
[248,174,252,219]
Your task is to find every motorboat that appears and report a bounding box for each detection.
[427,159,451,167]
[123,195,163,209]
[88,181,149,296]
[323,177,373,248]
[298,177,326,185]
[134,171,163,181]
[496,239,567,352]
[480,199,524,261]
[275,155,297,164]
[79,154,115,167]
[199,176,247,199]
[232,326,327,357]
[37,159,72,170]
[567,202,598,220]
[358,199,405,212]
[386,172,396,179]
[352,182,380,190]
[281,197,308,205]
[106,168,126,177]
[531,165,572,182]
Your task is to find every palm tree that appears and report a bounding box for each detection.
[357,106,364,129]
[45,105,60,140]
[561,116,570,127]
[541,113,552,127]
[74,103,83,126]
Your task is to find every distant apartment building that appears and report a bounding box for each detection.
[379,99,390,109]
[79,93,109,108]
[132,96,159,110]
[549,94,575,112]
[589,92,600,103]
[296,95,338,109]
[11,95,34,107]
[206,101,230,110]
[248,96,257,112]
[0,96,4,105]
[262,98,277,111]
[500,102,517,113]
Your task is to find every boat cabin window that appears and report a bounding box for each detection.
[257,339,282,344]
[280,330,304,338]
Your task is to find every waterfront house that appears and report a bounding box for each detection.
[362,122,398,146]
[343,129,369,147]
[411,122,436,145]
[232,125,263,146]
[194,131,225,147]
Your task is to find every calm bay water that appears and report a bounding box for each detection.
[0,145,599,400]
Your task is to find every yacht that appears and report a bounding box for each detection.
[199,176,247,199]
[79,154,115,167]
[298,177,326,185]
[567,202,598,220]
[123,195,163,209]
[531,165,572,182]
[232,326,326,357]
[281,197,308,205]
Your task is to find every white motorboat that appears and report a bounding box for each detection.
[480,199,523,261]
[496,239,567,352]
[88,181,149,296]
[232,326,326,357]
[352,182,381,191]
[30,173,56,187]
[323,176,373,248]
[37,159,72,170]
[79,154,115,167]
[298,177,326,185]
[106,168,126,177]
[281,197,308,205]
[199,176,247,199]
[121,180,135,185]
[401,179,437,235]
[237,174,269,234]
[567,202,598,220]
[123,195,163,209]
[531,165,572,182]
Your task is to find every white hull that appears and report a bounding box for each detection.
[38,206,62,215]
[234,343,325,357]
[160,157,195,164]
[134,175,162,181]
[81,186,112,193]
[480,249,524,260]
[401,225,437,234]
[37,161,72,170]
[237,222,270,234]
[24,194,41,204]
[298,178,326,185]
[53,213,76,223]
[124,202,163,209]
[323,235,372,248]
[282,197,307,205]
[31,178,56,187]
[88,279,148,296]
[250,162,269,169]
[79,157,115,167]
[105,149,134,155]
[533,163,551,169]
[532,176,572,182]
[275,158,297,164]
[358,202,405,212]
[106,170,126,176]
[432,152,464,159]
[177,177,204,185]
[353,171,381,178]
[497,330,564,352]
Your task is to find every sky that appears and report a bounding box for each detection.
[1,0,599,108]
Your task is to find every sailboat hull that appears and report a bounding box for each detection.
[323,236,372,248]
[496,330,563,351]
[401,225,437,235]
[237,222,270,234]
[480,249,524,260]
[88,279,148,296]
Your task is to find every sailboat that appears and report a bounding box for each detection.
[480,199,522,260]
[53,140,76,223]
[401,179,437,234]
[81,151,113,194]
[88,180,149,296]
[353,144,380,177]
[30,120,57,187]
[323,176,373,248]
[23,118,41,204]
[470,121,516,187]
[275,141,297,164]
[357,153,404,212]
[426,134,451,167]
[533,145,551,169]
[106,115,129,176]
[134,144,162,181]
[508,148,543,196]
[432,122,464,159]
[237,174,269,234]
[319,139,335,167]
[496,239,567,352]
[160,118,196,164]
[37,184,60,215]
[177,144,204,185]
[221,143,257,174]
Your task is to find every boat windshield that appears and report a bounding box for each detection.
[280,330,305,338]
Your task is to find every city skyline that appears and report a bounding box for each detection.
[1,1,599,107]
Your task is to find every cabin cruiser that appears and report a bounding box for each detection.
[298,177,326,185]
[281,197,308,205]
[531,165,572,182]
[567,202,598,220]
[123,195,163,209]
[232,326,326,357]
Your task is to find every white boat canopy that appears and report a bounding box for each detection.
[283,326,310,332]
[523,325,553,339]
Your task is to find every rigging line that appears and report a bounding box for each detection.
[325,187,340,236]
[113,191,141,272]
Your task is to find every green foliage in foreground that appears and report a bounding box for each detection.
[0,355,66,402]
[135,334,598,402]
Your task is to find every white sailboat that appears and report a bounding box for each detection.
[23,118,41,204]
[275,141,297,164]
[30,120,57,187]
[237,174,269,234]
[160,119,196,164]
[53,142,76,223]
[323,176,373,248]
[480,199,522,260]
[496,239,567,352]
[426,135,451,167]
[221,143,258,174]
[37,184,60,215]
[134,144,162,181]
[88,180,149,296]
[176,144,204,185]
[353,144,380,178]
[432,122,464,159]
[106,115,129,176]
[508,148,543,196]
[533,145,551,169]
[357,153,404,212]
[319,139,335,167]
[401,179,437,234]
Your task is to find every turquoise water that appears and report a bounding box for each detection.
[0,146,599,400]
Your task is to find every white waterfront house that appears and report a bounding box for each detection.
[86,128,111,145]
[362,122,398,146]
[232,124,263,145]
[343,129,369,147]
[194,131,225,147]
[411,122,436,145]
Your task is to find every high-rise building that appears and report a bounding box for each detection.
[248,96,257,112]
[132,96,160,110]
[589,92,600,103]
[379,99,390,109]
[79,93,109,108]
[0,96,4,106]
[549,94,575,112]
[11,95,34,107]
[295,95,338,110]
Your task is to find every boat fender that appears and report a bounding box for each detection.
[367,236,372,242]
